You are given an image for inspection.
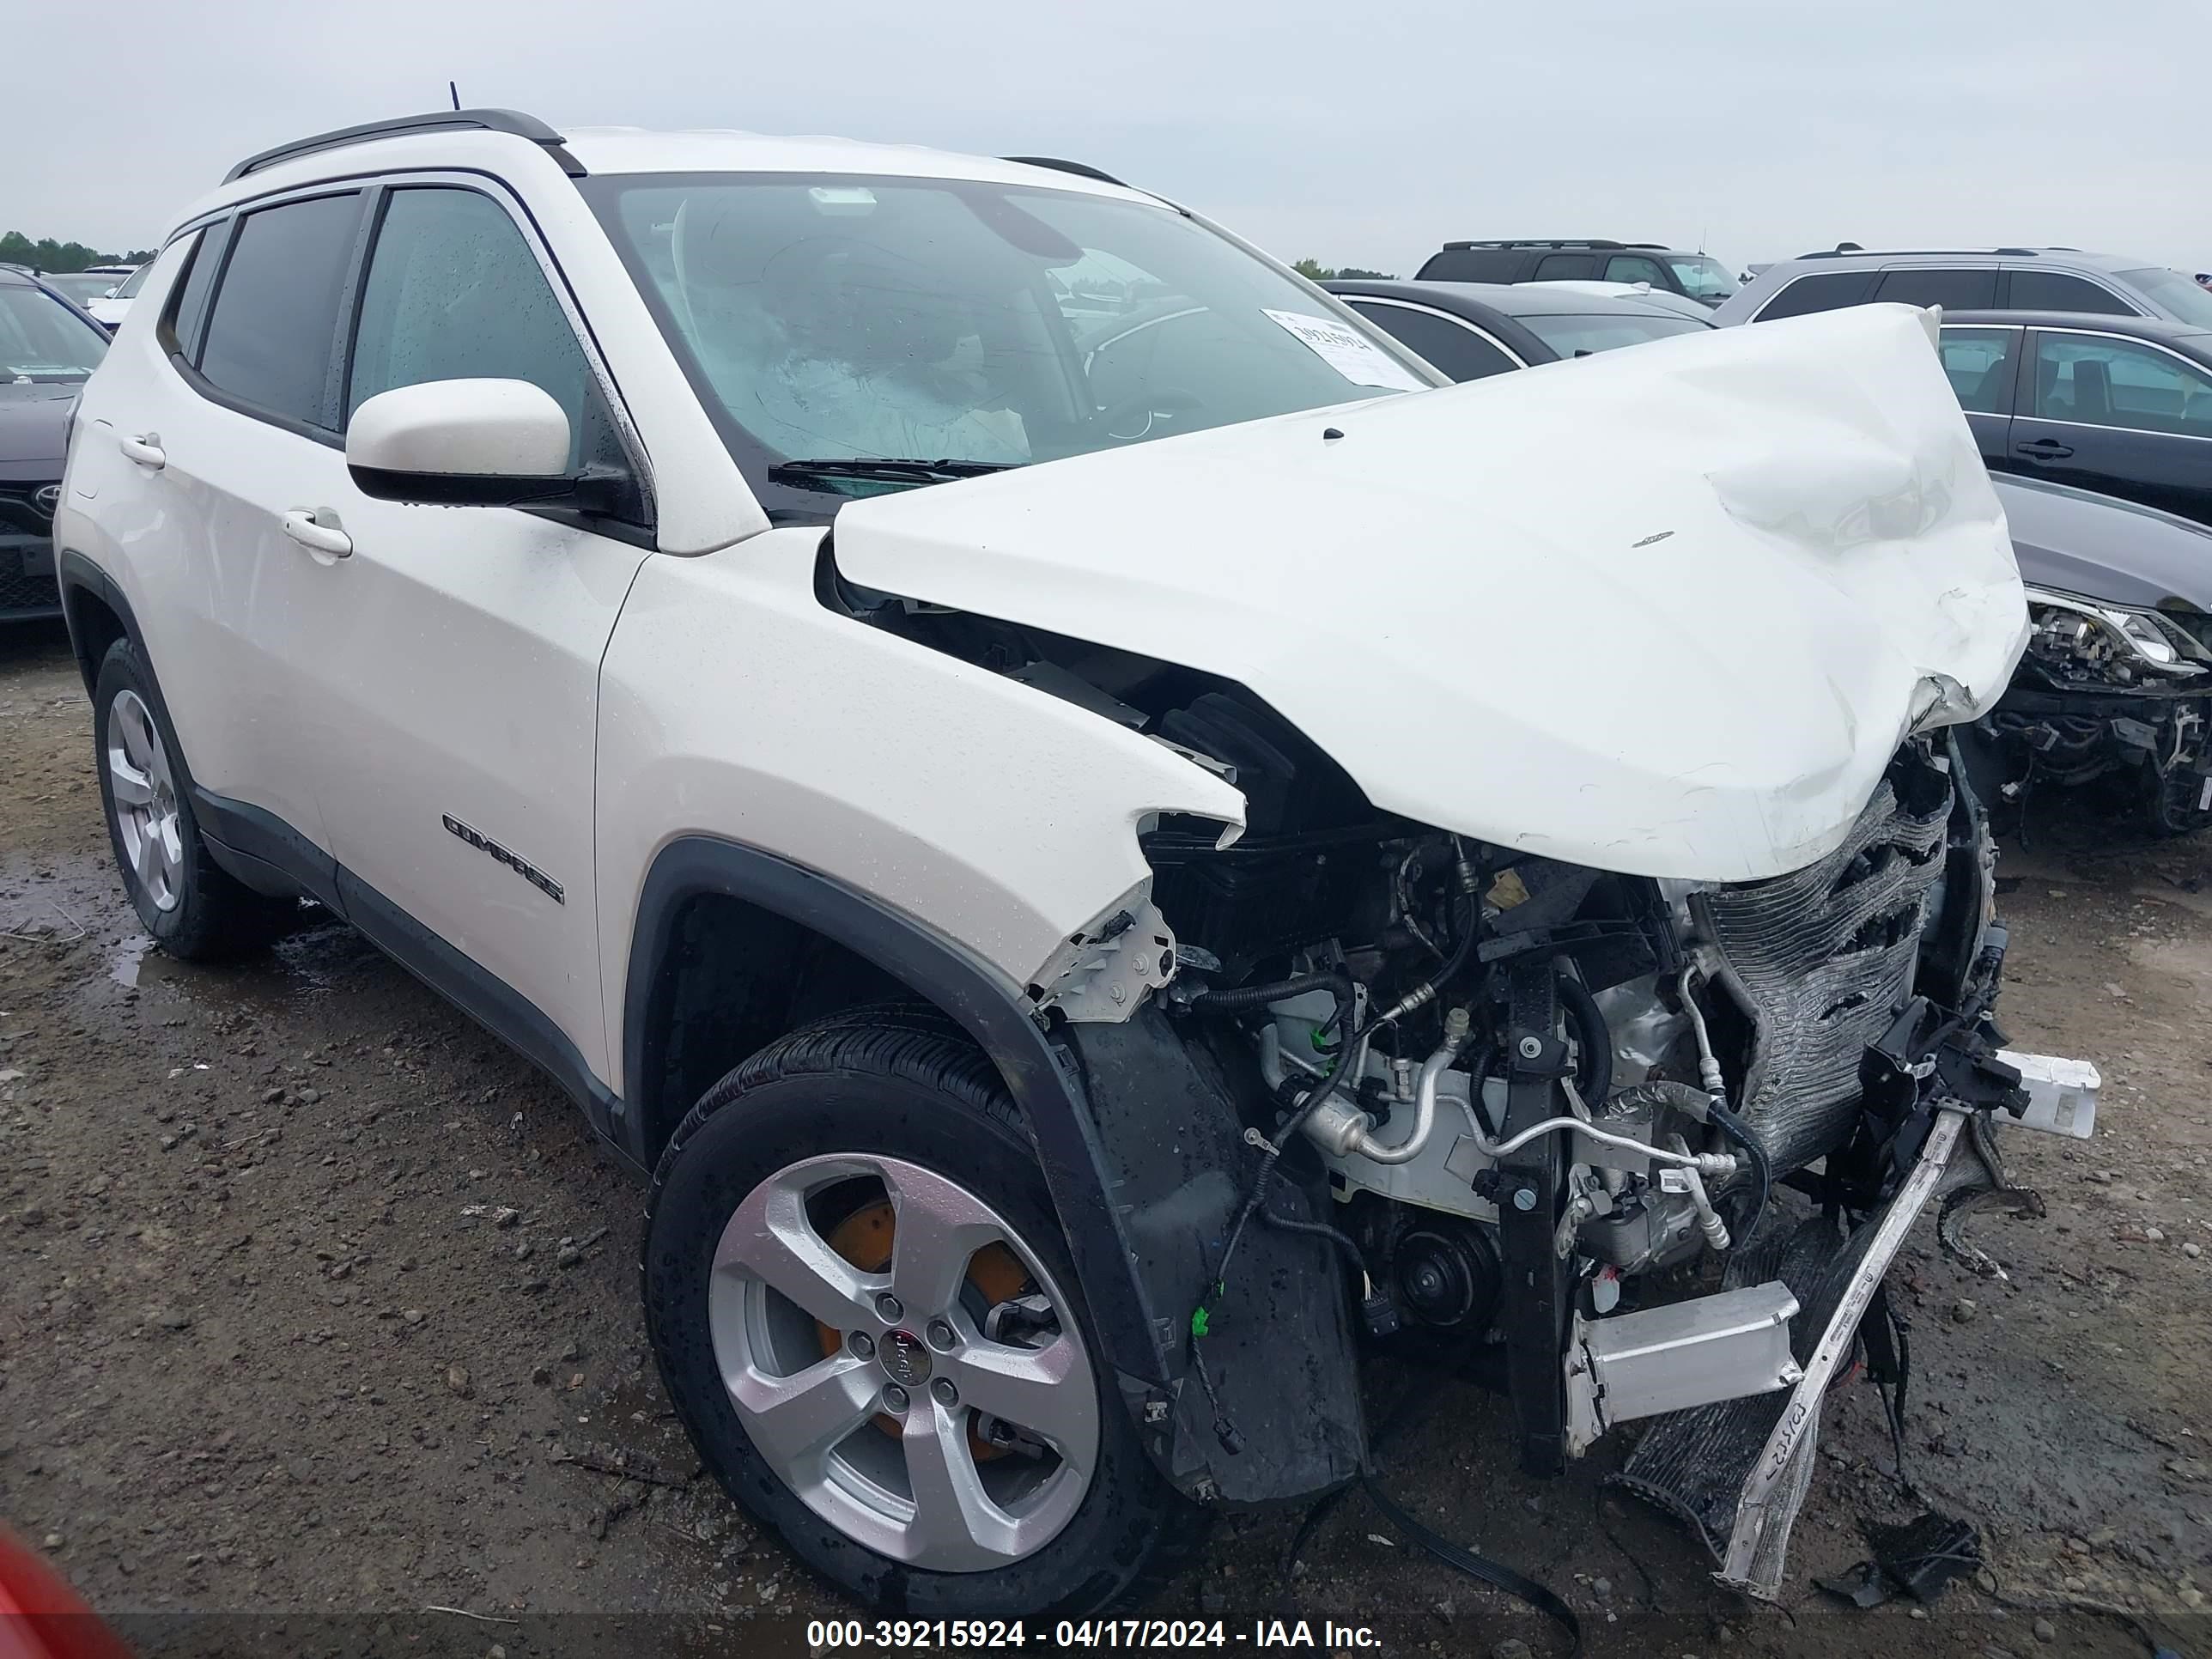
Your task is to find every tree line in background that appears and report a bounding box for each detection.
[1292,259,1393,281]
[0,232,156,273]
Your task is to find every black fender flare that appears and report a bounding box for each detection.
[55,548,143,691]
[620,836,1173,1391]
[620,838,1370,1504]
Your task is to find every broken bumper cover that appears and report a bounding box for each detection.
[1604,1047,2099,1600]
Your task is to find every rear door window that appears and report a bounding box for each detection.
[1754,270,1875,319]
[2005,270,2137,315]
[1531,252,1597,280]
[2032,332,2212,434]
[1870,267,1997,309]
[196,191,363,428]
[1342,301,1520,381]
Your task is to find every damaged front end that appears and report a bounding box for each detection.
[823,303,2094,1597]
[1020,711,2099,1599]
[1968,584,2212,836]
[1132,725,2097,1601]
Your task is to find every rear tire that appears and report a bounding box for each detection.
[643,1006,1194,1616]
[93,638,290,960]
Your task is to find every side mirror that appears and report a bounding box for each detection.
[347,379,577,507]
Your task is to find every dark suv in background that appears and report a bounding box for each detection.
[1,265,107,621]
[1414,239,1738,305]
[1716,247,2212,327]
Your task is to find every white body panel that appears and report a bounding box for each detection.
[59,238,336,850]
[346,378,572,477]
[592,529,1248,1092]
[252,426,647,1083]
[834,304,2029,883]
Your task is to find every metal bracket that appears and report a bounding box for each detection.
[1034,900,1177,1023]
[1565,1280,1802,1455]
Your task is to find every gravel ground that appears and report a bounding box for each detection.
[3,620,2207,1659]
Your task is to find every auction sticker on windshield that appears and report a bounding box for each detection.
[1262,309,1427,391]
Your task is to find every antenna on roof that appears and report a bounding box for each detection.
[449,81,461,112]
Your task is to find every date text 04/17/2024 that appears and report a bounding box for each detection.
[804,1619,1387,1650]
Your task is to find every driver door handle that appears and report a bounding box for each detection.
[118,432,165,470]
[280,508,353,558]
[2015,437,2074,460]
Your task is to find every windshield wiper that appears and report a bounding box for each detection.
[768,456,1022,486]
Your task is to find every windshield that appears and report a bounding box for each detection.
[112,265,149,299]
[2119,268,2212,329]
[1518,311,1711,357]
[584,173,1434,507]
[44,273,118,304]
[0,284,108,378]
[1664,253,1736,301]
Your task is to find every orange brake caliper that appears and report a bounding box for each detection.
[814,1200,1030,1459]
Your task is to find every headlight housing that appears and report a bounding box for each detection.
[2021,586,2210,687]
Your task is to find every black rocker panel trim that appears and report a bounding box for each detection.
[333,866,620,1146]
[158,780,621,1152]
[189,788,344,913]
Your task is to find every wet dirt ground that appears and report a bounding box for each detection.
[3,620,2207,1659]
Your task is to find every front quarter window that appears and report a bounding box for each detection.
[584,172,1434,509]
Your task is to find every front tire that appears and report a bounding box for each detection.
[644,1008,1191,1616]
[2143,757,2212,839]
[93,638,289,960]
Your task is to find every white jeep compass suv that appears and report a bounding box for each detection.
[54,108,2087,1617]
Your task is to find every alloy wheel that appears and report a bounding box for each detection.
[708,1152,1100,1571]
[107,688,184,913]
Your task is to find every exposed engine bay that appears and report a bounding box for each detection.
[1108,684,2085,1594]
[1117,684,1999,1319]
[824,550,2102,1589]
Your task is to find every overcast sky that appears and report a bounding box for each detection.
[14,0,2208,280]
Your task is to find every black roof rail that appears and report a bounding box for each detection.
[225,108,586,184]
[1001,155,1129,188]
[1795,246,2053,261]
[1442,239,1634,252]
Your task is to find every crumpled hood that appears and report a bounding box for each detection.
[833,303,2028,883]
